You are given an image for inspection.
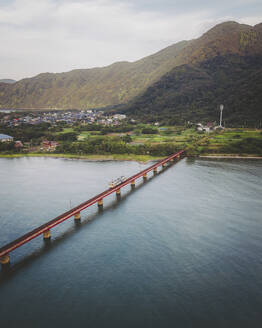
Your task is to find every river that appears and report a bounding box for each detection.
[0,157,262,327]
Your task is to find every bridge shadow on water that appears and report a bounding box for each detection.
[0,162,176,284]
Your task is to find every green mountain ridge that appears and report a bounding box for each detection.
[121,54,262,126]
[0,40,190,109]
[0,21,262,114]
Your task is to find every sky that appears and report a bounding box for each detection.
[0,0,261,80]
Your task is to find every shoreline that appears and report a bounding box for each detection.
[0,152,164,163]
[199,154,262,159]
[1,153,262,162]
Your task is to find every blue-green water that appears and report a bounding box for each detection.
[0,157,262,327]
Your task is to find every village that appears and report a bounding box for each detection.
[0,109,127,127]
[0,110,128,152]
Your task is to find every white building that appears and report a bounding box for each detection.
[113,114,126,120]
[0,134,14,142]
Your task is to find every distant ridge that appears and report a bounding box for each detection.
[0,79,16,84]
[0,40,190,109]
[0,20,262,122]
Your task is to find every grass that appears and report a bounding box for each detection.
[78,131,91,140]
[199,129,262,156]
[132,128,200,144]
[57,128,74,134]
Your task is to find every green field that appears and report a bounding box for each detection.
[56,126,262,157]
[58,128,74,134]
[1,124,261,160]
[198,129,262,155]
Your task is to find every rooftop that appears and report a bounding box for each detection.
[0,134,13,139]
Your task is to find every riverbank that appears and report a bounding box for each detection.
[0,152,164,163]
[1,152,262,162]
[200,154,262,159]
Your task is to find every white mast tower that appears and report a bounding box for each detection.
[219,104,224,127]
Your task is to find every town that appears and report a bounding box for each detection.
[0,109,127,127]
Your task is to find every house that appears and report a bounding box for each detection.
[0,134,14,142]
[113,114,126,120]
[15,141,23,148]
[196,123,203,131]
[41,140,59,151]
[196,123,213,133]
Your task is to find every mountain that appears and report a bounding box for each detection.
[0,21,262,119]
[0,79,16,84]
[172,21,262,65]
[121,22,262,125]
[122,54,262,126]
[0,40,190,109]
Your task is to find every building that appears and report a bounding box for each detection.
[15,141,23,149]
[113,114,126,120]
[196,123,213,133]
[41,140,59,151]
[0,134,13,142]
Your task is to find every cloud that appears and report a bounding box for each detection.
[0,0,261,80]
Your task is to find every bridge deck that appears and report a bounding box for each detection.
[0,150,185,259]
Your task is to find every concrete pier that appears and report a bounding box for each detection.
[143,173,147,179]
[131,180,135,186]
[43,229,51,240]
[0,254,10,265]
[74,212,81,221]
[116,189,121,195]
[98,199,103,207]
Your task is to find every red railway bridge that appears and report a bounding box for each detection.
[0,150,186,266]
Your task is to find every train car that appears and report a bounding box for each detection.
[109,176,127,188]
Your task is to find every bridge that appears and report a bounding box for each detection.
[0,150,185,266]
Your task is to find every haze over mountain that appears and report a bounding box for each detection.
[0,79,16,84]
[0,21,262,125]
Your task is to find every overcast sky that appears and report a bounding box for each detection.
[0,0,261,80]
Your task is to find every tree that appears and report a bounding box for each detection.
[121,135,132,143]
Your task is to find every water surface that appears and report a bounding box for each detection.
[0,157,262,328]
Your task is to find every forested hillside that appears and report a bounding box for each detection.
[0,41,190,109]
[122,55,262,126]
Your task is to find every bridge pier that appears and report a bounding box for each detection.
[0,254,10,266]
[153,167,157,174]
[74,212,81,221]
[98,199,103,207]
[116,189,121,195]
[170,158,174,162]
[162,163,165,168]
[131,180,135,187]
[143,173,147,180]
[43,229,51,240]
